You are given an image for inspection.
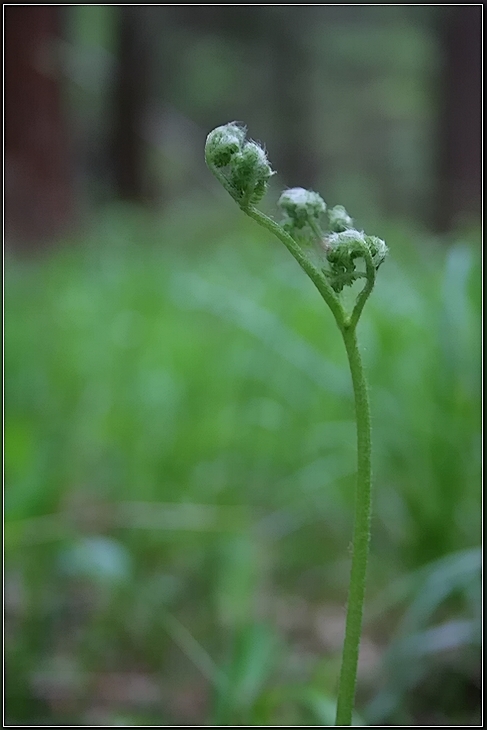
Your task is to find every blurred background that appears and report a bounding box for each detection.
[4,6,481,726]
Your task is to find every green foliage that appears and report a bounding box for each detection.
[212,623,281,725]
[4,204,481,725]
[366,547,481,725]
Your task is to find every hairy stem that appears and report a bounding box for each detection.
[349,250,376,330]
[335,324,372,726]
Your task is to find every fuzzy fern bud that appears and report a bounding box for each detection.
[365,235,388,269]
[324,229,388,292]
[328,205,354,232]
[278,187,327,232]
[205,122,274,208]
[205,123,246,168]
[228,142,274,206]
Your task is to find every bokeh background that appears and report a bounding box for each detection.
[4,6,482,726]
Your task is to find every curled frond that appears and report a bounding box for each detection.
[205,123,274,208]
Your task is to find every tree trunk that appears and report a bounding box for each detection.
[436,6,481,231]
[111,7,150,202]
[5,6,73,247]
[268,12,318,189]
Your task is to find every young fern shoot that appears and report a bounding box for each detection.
[205,123,388,726]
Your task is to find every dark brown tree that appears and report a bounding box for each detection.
[266,10,319,190]
[110,7,151,202]
[436,6,481,231]
[5,7,73,246]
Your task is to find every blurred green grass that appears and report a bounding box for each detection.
[5,201,481,725]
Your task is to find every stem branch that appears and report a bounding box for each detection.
[244,204,373,726]
[246,206,346,330]
[349,250,376,330]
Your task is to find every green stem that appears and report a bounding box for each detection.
[232,199,373,725]
[349,249,376,330]
[246,206,346,330]
[335,324,372,726]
